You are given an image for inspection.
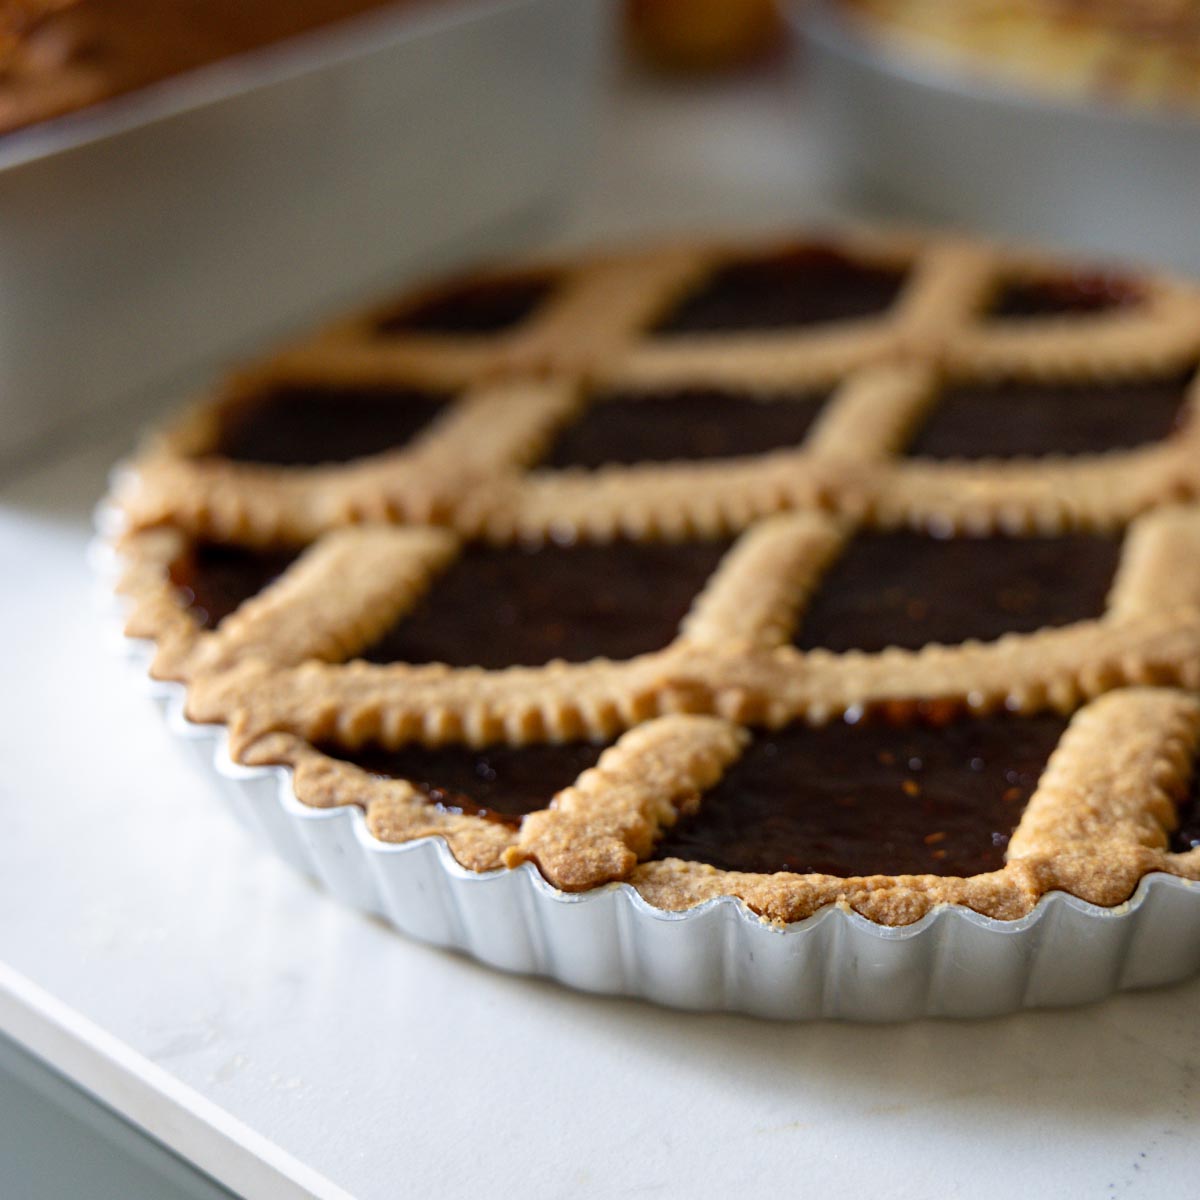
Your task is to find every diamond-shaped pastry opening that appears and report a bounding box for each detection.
[986,271,1143,319]
[652,713,1067,877]
[794,532,1122,653]
[318,740,605,826]
[541,388,830,469]
[650,245,908,334]
[374,271,558,335]
[359,538,733,669]
[1169,760,1200,853]
[906,370,1195,460]
[206,384,449,467]
[169,543,300,630]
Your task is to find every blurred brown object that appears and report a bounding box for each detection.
[0,1,77,58]
[626,0,784,72]
[0,0,426,136]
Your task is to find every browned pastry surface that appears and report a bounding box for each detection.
[106,228,1200,926]
[839,0,1200,113]
[0,0,423,136]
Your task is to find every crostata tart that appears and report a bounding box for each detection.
[107,228,1200,929]
[836,0,1200,114]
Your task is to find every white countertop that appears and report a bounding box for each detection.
[4,61,1200,1200]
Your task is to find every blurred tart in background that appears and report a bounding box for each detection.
[837,0,1200,113]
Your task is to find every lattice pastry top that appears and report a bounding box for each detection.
[109,227,1200,926]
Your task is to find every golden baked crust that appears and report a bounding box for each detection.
[106,227,1200,926]
[166,504,1200,744]
[839,0,1200,114]
[633,688,1200,925]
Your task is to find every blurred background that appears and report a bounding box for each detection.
[3,0,1198,470]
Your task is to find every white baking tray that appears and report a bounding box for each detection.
[0,0,608,466]
[90,525,1200,1022]
[793,1,1200,278]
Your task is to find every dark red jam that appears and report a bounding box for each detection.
[541,388,828,469]
[170,543,300,629]
[907,373,1192,459]
[652,714,1067,877]
[795,532,1121,653]
[1169,767,1200,853]
[360,539,732,669]
[319,741,605,826]
[375,272,556,335]
[652,246,906,334]
[987,273,1141,318]
[210,386,447,467]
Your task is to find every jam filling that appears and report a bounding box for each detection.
[361,539,732,669]
[375,273,555,335]
[652,714,1066,877]
[795,532,1120,654]
[210,385,447,467]
[652,246,907,334]
[987,273,1141,318]
[541,388,828,469]
[323,741,605,826]
[907,373,1192,460]
[1169,766,1200,853]
[171,544,300,630]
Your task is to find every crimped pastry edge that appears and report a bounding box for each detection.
[97,224,1200,930]
[111,227,1200,545]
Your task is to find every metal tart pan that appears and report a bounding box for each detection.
[91,531,1200,1021]
[792,1,1200,277]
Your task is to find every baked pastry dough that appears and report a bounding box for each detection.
[107,228,1200,926]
